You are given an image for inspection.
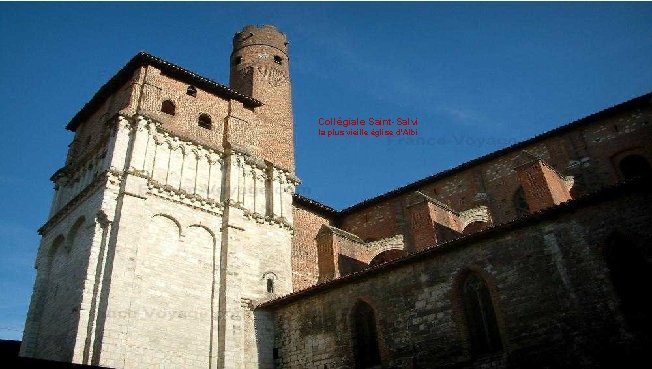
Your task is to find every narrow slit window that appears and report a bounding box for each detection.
[513,186,530,217]
[266,278,274,293]
[462,274,503,357]
[352,301,381,368]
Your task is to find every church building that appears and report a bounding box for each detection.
[19,25,652,369]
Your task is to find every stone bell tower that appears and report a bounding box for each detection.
[20,25,297,369]
[230,24,295,173]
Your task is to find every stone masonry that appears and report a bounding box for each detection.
[264,178,652,369]
[20,24,652,369]
[21,25,297,369]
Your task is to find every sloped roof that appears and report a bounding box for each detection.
[65,52,263,131]
[301,91,651,215]
[260,175,651,309]
[293,193,337,216]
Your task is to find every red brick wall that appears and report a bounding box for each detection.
[65,62,289,171]
[230,25,295,172]
[339,201,401,242]
[137,66,231,153]
[292,205,333,290]
[408,202,437,251]
[67,70,140,166]
[516,161,572,213]
[337,106,652,251]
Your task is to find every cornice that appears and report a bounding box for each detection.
[229,200,294,231]
[39,171,111,235]
[146,177,225,217]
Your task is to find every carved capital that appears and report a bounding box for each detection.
[116,119,131,135]
[134,116,149,132]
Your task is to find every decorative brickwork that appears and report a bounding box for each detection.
[230,25,295,172]
[19,23,652,369]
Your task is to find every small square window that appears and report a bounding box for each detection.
[161,100,175,115]
[198,114,212,130]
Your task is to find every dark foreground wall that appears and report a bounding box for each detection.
[0,340,112,368]
[262,178,652,369]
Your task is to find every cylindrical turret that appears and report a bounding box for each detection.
[230,24,290,97]
[228,24,296,173]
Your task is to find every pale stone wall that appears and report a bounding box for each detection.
[20,189,106,362]
[96,188,222,369]
[23,112,296,369]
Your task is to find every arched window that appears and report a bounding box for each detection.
[198,114,212,130]
[187,85,197,97]
[161,100,175,115]
[513,186,530,217]
[352,301,381,369]
[605,233,652,334]
[618,154,652,179]
[461,273,502,357]
[66,217,85,252]
[262,272,277,294]
[274,55,283,65]
[47,235,66,267]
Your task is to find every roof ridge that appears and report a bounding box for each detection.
[293,193,337,214]
[337,91,652,214]
[259,175,652,309]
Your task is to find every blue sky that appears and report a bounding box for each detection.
[1,2,651,340]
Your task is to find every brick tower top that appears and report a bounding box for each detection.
[232,24,289,57]
[229,24,291,96]
[229,24,296,173]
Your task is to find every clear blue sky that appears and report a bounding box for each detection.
[1,2,651,340]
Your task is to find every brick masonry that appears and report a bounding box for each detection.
[19,23,652,369]
[21,25,298,369]
[290,102,652,284]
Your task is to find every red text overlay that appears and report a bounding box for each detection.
[317,117,419,138]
